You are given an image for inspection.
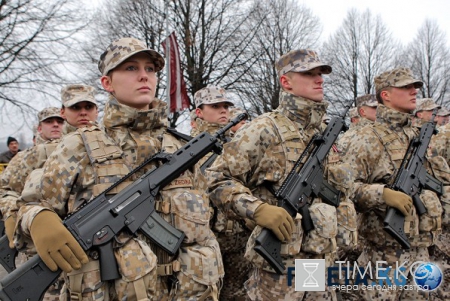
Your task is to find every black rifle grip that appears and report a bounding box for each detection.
[300,206,314,233]
[98,241,120,281]
[0,235,17,272]
[383,207,410,249]
[413,194,427,216]
[254,228,285,274]
[0,255,60,301]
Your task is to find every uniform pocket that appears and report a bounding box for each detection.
[418,190,442,232]
[302,203,337,254]
[336,201,358,249]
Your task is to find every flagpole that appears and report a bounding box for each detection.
[164,0,171,118]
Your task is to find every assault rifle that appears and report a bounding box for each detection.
[254,116,346,274]
[0,113,246,301]
[383,111,443,249]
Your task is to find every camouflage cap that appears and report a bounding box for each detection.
[349,107,359,119]
[98,37,165,75]
[356,94,378,108]
[437,107,450,116]
[275,49,332,77]
[415,98,440,113]
[194,85,234,107]
[229,107,249,120]
[61,84,97,108]
[38,107,63,122]
[374,67,423,92]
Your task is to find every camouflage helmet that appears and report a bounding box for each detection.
[374,67,423,93]
[98,37,165,75]
[194,85,234,107]
[38,107,63,122]
[415,98,440,113]
[229,107,249,120]
[356,94,378,108]
[275,49,332,77]
[61,84,97,108]
[349,107,359,119]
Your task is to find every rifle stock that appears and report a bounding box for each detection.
[0,114,246,301]
[254,116,345,274]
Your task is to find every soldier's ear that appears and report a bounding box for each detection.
[280,74,291,90]
[101,75,114,93]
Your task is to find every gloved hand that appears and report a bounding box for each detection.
[254,203,295,241]
[5,215,16,249]
[383,188,413,216]
[30,210,88,272]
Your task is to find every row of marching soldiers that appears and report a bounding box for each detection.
[0,38,449,301]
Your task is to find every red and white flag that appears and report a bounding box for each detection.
[162,32,189,113]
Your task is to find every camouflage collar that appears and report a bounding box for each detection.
[195,118,229,136]
[35,134,47,145]
[276,91,328,130]
[356,117,374,128]
[103,97,168,132]
[375,104,412,130]
[62,123,78,136]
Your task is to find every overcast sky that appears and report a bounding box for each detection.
[2,0,449,145]
[299,0,450,45]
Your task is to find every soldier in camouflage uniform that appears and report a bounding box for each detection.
[98,37,223,300]
[1,107,64,300]
[436,107,449,127]
[337,94,378,154]
[229,106,249,136]
[339,67,449,300]
[349,107,360,126]
[208,49,357,301]
[414,98,450,301]
[191,86,251,301]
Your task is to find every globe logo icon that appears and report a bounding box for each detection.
[413,262,443,291]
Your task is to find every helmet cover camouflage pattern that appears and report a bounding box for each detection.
[38,107,63,122]
[374,67,423,92]
[437,107,450,116]
[356,94,378,108]
[349,107,359,119]
[275,49,332,77]
[415,98,440,113]
[61,84,98,108]
[229,107,249,120]
[98,37,165,75]
[194,85,234,107]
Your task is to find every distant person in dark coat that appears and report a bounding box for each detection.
[0,137,20,163]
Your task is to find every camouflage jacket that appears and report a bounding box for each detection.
[102,97,223,283]
[208,92,355,262]
[337,117,373,154]
[16,122,130,245]
[340,104,446,247]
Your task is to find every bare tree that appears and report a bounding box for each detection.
[321,9,399,115]
[232,0,322,115]
[0,0,91,133]
[404,19,450,106]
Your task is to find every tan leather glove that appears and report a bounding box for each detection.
[5,215,16,249]
[30,210,88,272]
[383,188,413,216]
[254,203,295,241]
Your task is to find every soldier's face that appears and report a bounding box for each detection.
[38,118,64,140]
[361,106,377,122]
[61,102,98,128]
[381,84,418,113]
[281,68,324,101]
[196,102,231,124]
[101,53,157,110]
